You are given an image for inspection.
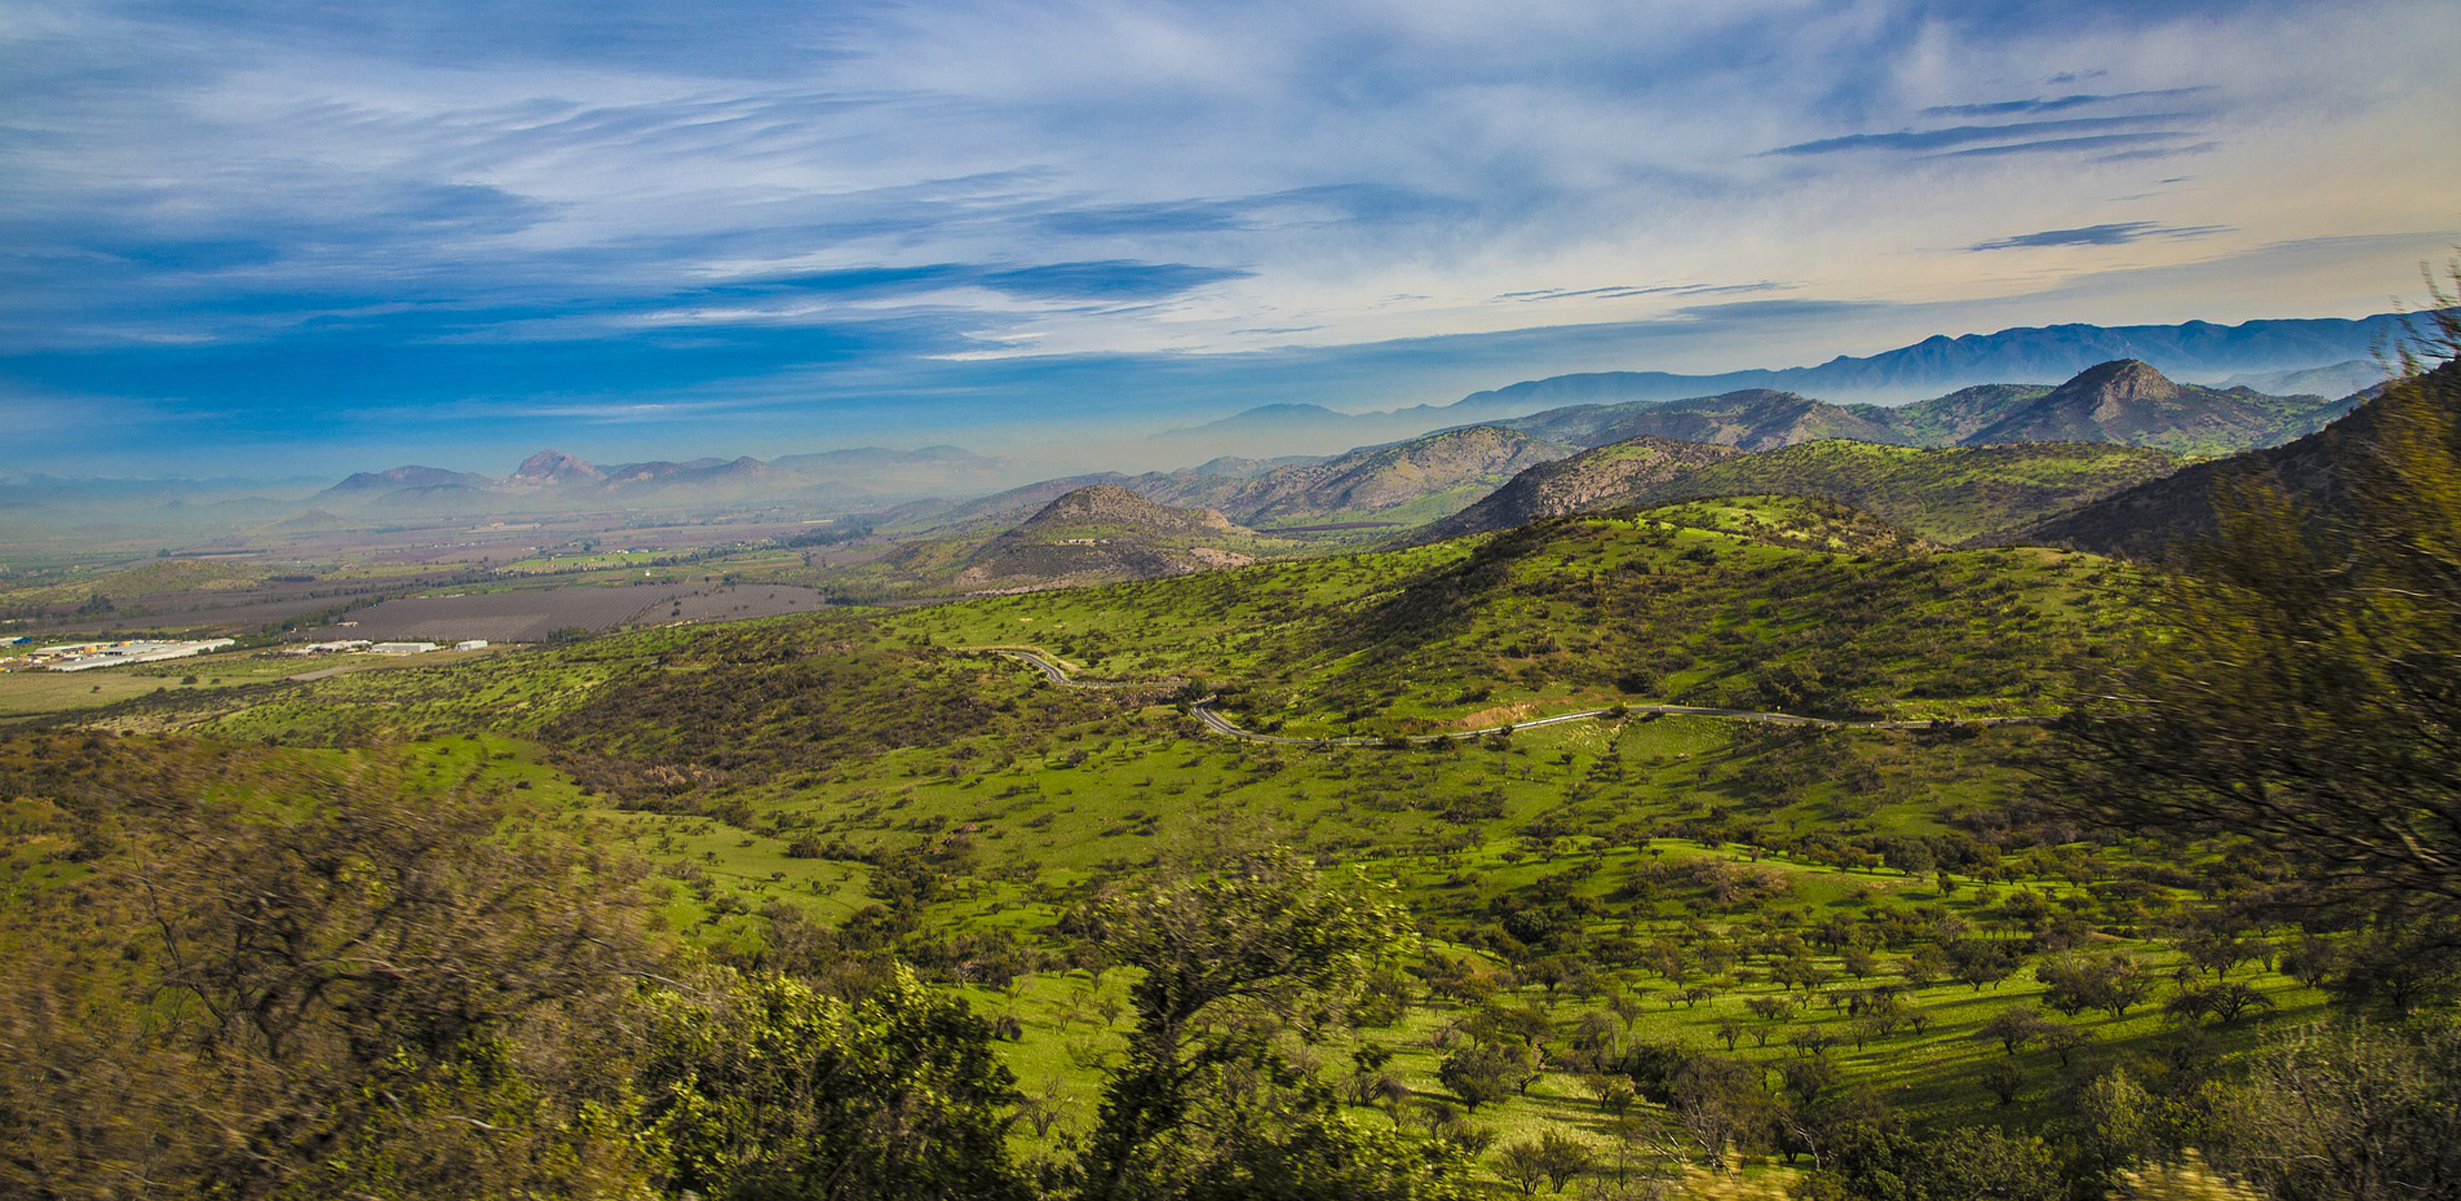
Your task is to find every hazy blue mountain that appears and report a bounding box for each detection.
[1175,310,2439,456]
[318,465,494,496]
[2218,359,2387,399]
[1131,425,1573,528]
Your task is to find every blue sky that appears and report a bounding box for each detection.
[3,0,2455,477]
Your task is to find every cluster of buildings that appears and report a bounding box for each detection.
[4,638,237,672]
[291,638,489,655]
[0,634,498,675]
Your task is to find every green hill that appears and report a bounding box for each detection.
[21,486,2365,1200]
[1628,440,2184,544]
[886,497,2121,736]
[845,485,1293,595]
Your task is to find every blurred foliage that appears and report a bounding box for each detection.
[2057,303,2461,984]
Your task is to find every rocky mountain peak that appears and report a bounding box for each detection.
[2063,359,2186,405]
[512,449,605,485]
[1020,485,1239,534]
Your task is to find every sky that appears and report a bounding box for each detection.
[3,0,2456,478]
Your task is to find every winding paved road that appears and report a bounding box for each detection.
[961,646,2052,747]
[961,646,1186,690]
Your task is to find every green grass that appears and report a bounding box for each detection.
[0,556,268,607]
[0,649,317,718]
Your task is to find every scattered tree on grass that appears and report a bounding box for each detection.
[2037,953,2152,1018]
[1438,1043,1535,1111]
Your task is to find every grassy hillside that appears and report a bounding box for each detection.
[2016,358,2459,559]
[889,497,2125,736]
[6,490,2375,1200]
[1628,440,2184,544]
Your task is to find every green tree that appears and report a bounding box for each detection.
[2037,953,2151,1018]
[636,966,1028,1201]
[1977,1004,2051,1055]
[1075,847,1464,1201]
[2207,1020,2461,1201]
[1492,1131,1594,1195]
[0,753,663,1201]
[1437,1043,1534,1111]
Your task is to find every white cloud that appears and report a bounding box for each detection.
[3,0,2456,469]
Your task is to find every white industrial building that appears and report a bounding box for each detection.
[34,639,235,672]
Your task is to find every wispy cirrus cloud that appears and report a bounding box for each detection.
[1767,113,2204,156]
[1936,132,2203,159]
[1970,221,2232,251]
[1493,282,1787,304]
[1918,86,2213,118]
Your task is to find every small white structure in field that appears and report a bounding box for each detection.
[368,641,438,655]
[453,639,489,651]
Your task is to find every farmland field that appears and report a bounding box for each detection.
[295,581,838,642]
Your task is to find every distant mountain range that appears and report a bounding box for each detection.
[871,359,2366,547]
[1486,358,2360,457]
[878,426,1572,537]
[15,308,2422,545]
[1160,311,2419,456]
[1432,357,2443,555]
[306,445,1018,518]
[259,311,2433,524]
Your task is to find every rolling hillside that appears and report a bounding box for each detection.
[1412,436,1745,542]
[1632,440,2185,544]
